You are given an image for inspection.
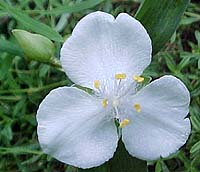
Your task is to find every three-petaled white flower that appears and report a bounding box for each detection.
[37,11,191,169]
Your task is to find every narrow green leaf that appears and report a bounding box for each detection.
[1,123,13,141]
[135,0,190,54]
[194,30,200,48]
[1,2,63,42]
[191,154,200,172]
[180,16,200,25]
[0,39,23,56]
[21,155,42,165]
[34,0,44,9]
[0,145,42,155]
[155,161,162,172]
[160,161,170,172]
[191,112,200,131]
[109,140,147,172]
[0,10,7,17]
[177,57,190,71]
[66,166,78,172]
[164,54,177,73]
[41,0,104,15]
[191,141,200,154]
[198,58,200,69]
[177,151,191,170]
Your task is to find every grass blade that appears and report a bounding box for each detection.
[41,0,104,15]
[0,1,63,42]
[0,39,23,56]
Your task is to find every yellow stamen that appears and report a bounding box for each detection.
[134,103,141,112]
[102,99,108,108]
[94,80,100,89]
[119,119,130,128]
[133,76,144,83]
[115,73,126,80]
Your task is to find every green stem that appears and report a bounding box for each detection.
[0,147,43,155]
[48,57,63,71]
[0,95,22,101]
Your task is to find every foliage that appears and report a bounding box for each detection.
[0,0,200,171]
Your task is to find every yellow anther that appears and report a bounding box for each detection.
[94,80,100,89]
[119,119,130,128]
[133,76,144,83]
[115,73,126,80]
[134,103,141,113]
[102,99,108,108]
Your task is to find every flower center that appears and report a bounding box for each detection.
[112,98,119,107]
[93,73,144,128]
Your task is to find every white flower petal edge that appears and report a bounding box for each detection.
[37,87,118,169]
[122,75,191,161]
[61,11,152,89]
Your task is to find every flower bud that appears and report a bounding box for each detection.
[12,29,56,63]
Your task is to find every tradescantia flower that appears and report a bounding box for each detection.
[37,12,191,169]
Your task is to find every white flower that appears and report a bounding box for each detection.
[36,11,191,169]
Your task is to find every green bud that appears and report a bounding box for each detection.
[12,29,56,63]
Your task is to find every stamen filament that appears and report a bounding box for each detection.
[133,76,144,83]
[119,119,130,128]
[113,106,120,119]
[134,103,141,112]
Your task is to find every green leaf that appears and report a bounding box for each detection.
[0,10,7,17]
[1,123,13,141]
[160,161,170,172]
[41,0,104,15]
[39,64,51,78]
[0,39,23,56]
[135,0,190,54]
[164,53,177,73]
[109,140,147,172]
[155,161,162,172]
[0,144,42,155]
[190,110,200,131]
[191,154,200,172]
[66,166,78,172]
[34,0,44,9]
[194,30,200,48]
[191,141,200,154]
[0,1,63,42]
[198,58,200,69]
[177,57,191,71]
[177,151,191,170]
[180,16,200,25]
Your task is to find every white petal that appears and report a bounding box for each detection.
[37,87,118,168]
[61,11,152,89]
[122,75,191,161]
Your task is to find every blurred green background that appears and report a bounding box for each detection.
[0,0,200,171]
